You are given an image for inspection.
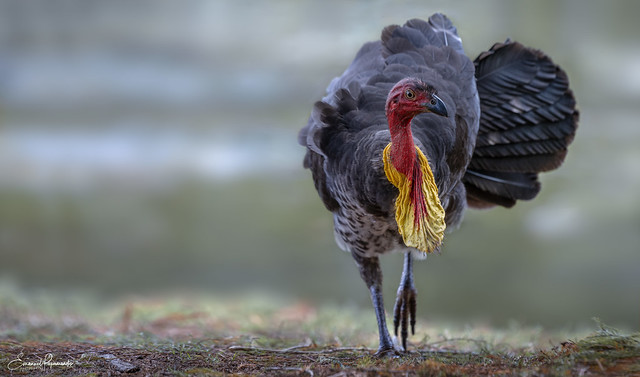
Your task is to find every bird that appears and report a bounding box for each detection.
[298,13,578,356]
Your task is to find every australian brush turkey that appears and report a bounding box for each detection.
[298,13,578,355]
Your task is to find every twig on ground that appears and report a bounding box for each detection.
[227,345,371,354]
[266,366,314,376]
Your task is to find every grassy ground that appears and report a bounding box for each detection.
[0,290,638,376]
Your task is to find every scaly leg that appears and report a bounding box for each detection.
[393,252,417,351]
[352,252,397,356]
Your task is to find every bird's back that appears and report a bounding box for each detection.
[298,14,480,256]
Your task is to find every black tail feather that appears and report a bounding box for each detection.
[464,40,578,208]
[465,170,540,208]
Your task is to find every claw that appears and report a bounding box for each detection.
[373,346,401,358]
[393,284,417,351]
[393,252,417,352]
[409,290,416,335]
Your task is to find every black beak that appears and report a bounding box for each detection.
[424,94,448,117]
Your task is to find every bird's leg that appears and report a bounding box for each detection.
[393,252,417,352]
[352,253,397,356]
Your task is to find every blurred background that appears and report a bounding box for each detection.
[0,0,638,331]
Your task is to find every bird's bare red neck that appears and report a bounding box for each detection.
[388,113,418,177]
[387,113,430,229]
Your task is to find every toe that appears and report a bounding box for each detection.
[373,346,401,358]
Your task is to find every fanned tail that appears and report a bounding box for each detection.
[464,40,579,208]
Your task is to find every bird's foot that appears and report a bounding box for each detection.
[393,284,417,351]
[373,345,401,358]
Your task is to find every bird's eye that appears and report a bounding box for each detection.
[404,89,416,100]
[430,98,437,106]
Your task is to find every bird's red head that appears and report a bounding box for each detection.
[385,78,448,127]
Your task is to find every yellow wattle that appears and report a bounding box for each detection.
[382,143,446,254]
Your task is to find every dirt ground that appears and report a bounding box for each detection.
[2,336,639,376]
[1,294,638,376]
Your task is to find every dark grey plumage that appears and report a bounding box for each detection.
[298,13,578,354]
[299,15,479,259]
